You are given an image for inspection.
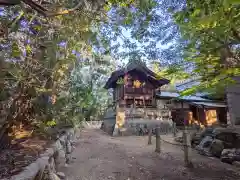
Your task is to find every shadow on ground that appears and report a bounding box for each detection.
[59,129,240,180]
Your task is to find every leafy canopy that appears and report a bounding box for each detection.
[0,0,159,144]
[171,0,240,96]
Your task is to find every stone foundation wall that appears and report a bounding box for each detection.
[124,107,171,120]
[113,106,172,136]
[101,118,116,135]
[101,105,174,136]
[115,119,174,136]
[82,121,103,129]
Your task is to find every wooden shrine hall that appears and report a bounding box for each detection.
[101,60,228,136]
[102,61,170,135]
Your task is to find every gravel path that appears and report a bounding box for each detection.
[59,129,240,180]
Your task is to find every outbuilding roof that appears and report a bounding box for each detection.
[190,101,226,108]
[156,91,226,108]
[156,91,211,102]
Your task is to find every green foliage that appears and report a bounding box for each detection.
[46,119,57,127]
[172,0,240,97]
[116,77,124,85]
[0,0,153,140]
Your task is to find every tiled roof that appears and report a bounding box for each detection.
[156,91,214,102]
[175,79,208,97]
[156,91,226,108]
[104,61,169,89]
[190,101,226,108]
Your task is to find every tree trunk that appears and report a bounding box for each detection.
[220,47,240,126]
[0,123,12,150]
[0,0,20,6]
[226,76,240,126]
[0,95,21,150]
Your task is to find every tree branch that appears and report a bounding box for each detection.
[0,0,88,17]
[22,0,48,15]
[0,0,20,6]
[231,28,240,42]
[46,0,85,17]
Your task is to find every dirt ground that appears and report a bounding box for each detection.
[0,135,50,179]
[59,129,240,180]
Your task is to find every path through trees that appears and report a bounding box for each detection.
[58,129,240,180]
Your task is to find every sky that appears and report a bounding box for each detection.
[106,2,178,67]
[120,28,172,49]
[112,27,174,67]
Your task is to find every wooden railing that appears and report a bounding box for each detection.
[124,87,152,95]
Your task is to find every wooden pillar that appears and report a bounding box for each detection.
[155,126,161,153]
[148,127,152,145]
[183,127,189,166]
[132,97,136,121]
[173,122,176,137]
[203,106,207,126]
[196,107,200,125]
[217,107,227,125]
[143,96,147,119]
[182,101,191,167]
[198,107,206,125]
